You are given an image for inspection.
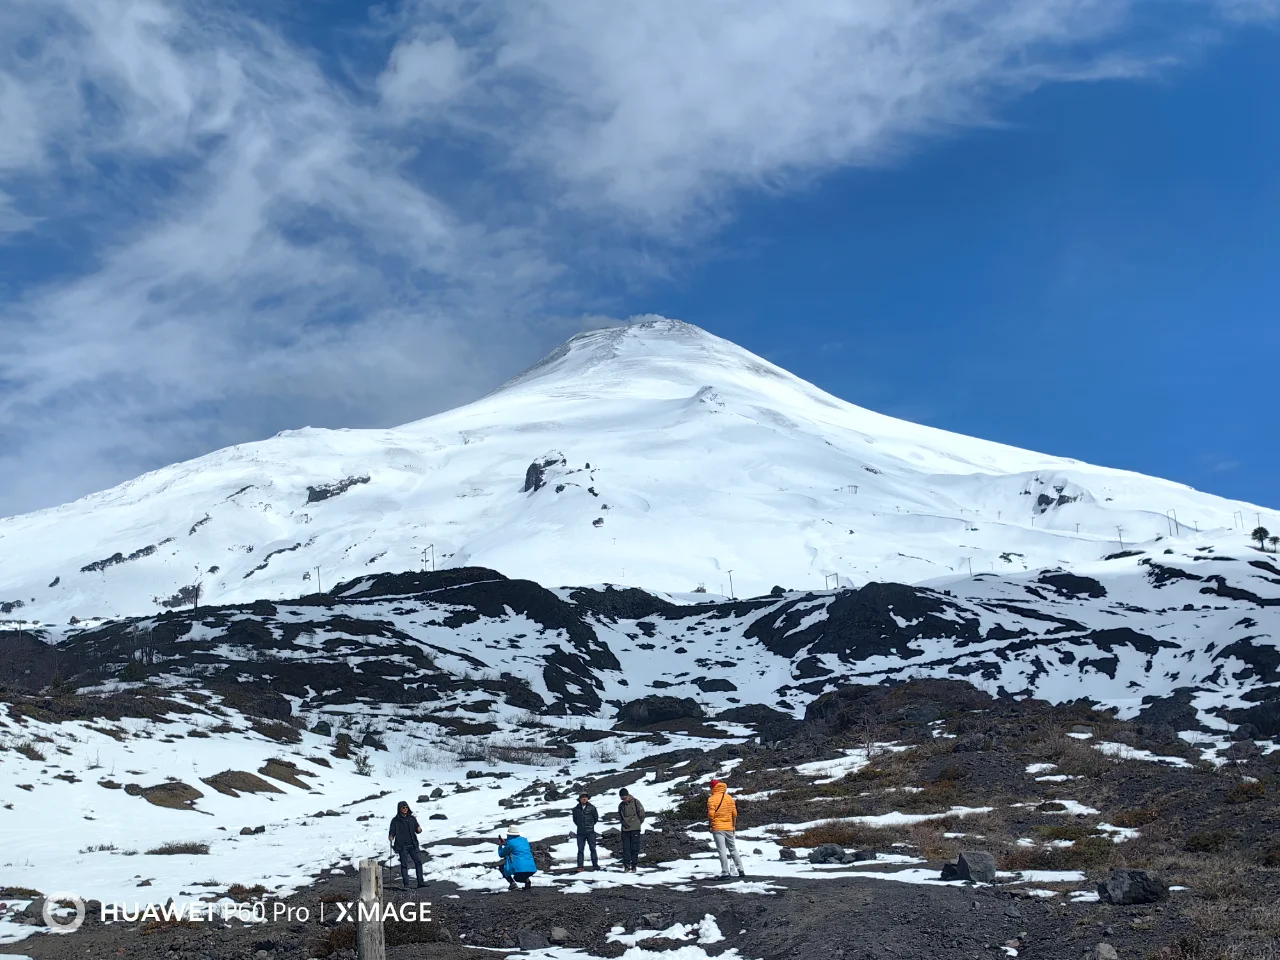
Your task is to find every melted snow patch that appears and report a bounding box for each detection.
[1094,742,1192,767]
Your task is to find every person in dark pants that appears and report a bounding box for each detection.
[497,828,537,890]
[571,793,599,872]
[388,800,425,889]
[618,788,646,873]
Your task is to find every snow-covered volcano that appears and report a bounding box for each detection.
[1,318,1274,625]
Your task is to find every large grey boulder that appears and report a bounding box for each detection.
[516,931,550,950]
[808,843,846,864]
[1226,739,1260,762]
[1098,869,1167,905]
[616,696,704,726]
[1230,723,1259,742]
[957,851,997,882]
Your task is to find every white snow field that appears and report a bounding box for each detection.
[2,318,1275,626]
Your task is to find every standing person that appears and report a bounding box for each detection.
[618,788,646,873]
[571,793,600,872]
[388,800,425,890]
[497,827,537,891]
[707,779,746,879]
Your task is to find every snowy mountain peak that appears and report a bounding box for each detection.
[1,317,1276,626]
[490,316,797,401]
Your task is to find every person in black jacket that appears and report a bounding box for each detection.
[618,788,646,872]
[571,793,599,871]
[388,800,425,889]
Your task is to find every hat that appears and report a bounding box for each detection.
[578,792,590,799]
[710,779,722,788]
[507,826,522,837]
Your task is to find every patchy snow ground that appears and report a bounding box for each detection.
[0,686,1115,947]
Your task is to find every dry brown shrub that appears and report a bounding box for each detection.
[1226,781,1266,804]
[311,924,356,957]
[1000,836,1116,871]
[1112,807,1160,828]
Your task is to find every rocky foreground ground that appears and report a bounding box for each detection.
[2,680,1277,960]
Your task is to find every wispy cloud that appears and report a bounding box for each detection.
[0,0,1272,515]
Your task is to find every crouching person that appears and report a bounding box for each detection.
[497,827,537,891]
[389,800,425,889]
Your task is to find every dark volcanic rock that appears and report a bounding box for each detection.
[957,851,996,882]
[1098,869,1167,905]
[808,843,846,865]
[1136,689,1202,733]
[617,696,704,726]
[1225,739,1260,762]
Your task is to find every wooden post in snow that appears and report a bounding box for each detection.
[356,858,386,960]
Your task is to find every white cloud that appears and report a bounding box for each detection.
[379,34,470,112]
[444,0,1158,228]
[0,0,1273,516]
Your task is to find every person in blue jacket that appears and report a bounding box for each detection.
[496,827,537,891]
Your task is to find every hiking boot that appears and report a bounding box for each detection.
[523,880,532,891]
[737,872,747,879]
[577,867,585,873]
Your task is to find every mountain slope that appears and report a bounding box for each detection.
[1,318,1275,626]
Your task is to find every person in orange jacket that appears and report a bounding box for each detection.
[706,779,746,878]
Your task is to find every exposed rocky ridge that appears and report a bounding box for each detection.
[5,551,1278,732]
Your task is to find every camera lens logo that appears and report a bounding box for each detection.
[42,893,86,934]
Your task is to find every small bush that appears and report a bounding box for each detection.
[14,741,47,763]
[0,886,41,899]
[311,923,356,957]
[353,753,374,777]
[1112,808,1160,828]
[145,841,210,856]
[1002,835,1114,871]
[252,720,302,745]
[589,741,619,764]
[1035,823,1096,842]
[670,795,707,822]
[1226,780,1266,804]
[1184,831,1233,854]
[225,883,268,901]
[78,843,119,854]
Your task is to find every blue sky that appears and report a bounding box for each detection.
[0,1,1277,516]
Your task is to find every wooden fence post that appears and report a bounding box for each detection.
[356,858,386,960]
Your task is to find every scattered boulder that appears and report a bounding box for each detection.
[1097,868,1167,905]
[843,850,876,863]
[808,843,846,865]
[1226,740,1261,762]
[430,787,445,799]
[779,848,798,862]
[1093,944,1120,960]
[311,721,332,737]
[616,696,704,726]
[957,851,997,883]
[360,733,386,751]
[1230,723,1259,742]
[430,813,448,821]
[417,794,431,803]
[550,927,570,944]
[516,931,550,950]
[239,826,266,836]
